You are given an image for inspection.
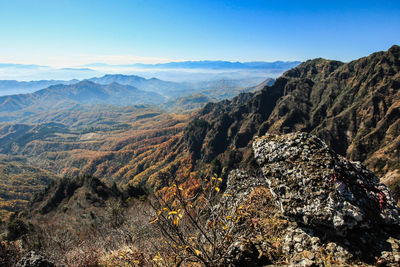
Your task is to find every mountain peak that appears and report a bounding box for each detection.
[282,57,343,80]
[77,79,97,86]
[388,44,400,54]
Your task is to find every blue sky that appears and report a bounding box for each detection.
[0,0,399,66]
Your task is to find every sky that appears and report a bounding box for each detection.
[0,0,399,67]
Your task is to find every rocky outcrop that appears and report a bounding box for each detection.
[253,132,399,232]
[16,251,55,267]
[254,132,400,265]
[222,132,400,266]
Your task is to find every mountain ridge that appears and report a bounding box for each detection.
[185,45,400,183]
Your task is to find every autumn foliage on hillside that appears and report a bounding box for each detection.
[0,158,53,220]
[0,108,191,220]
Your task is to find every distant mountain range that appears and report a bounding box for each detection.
[0,80,165,113]
[0,75,183,97]
[0,79,79,96]
[0,59,298,86]
[0,63,46,69]
[0,60,300,71]
[0,74,276,121]
[88,74,187,97]
[0,74,267,98]
[84,60,301,70]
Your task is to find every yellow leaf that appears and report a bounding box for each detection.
[173,217,179,227]
[194,249,201,256]
[215,187,220,192]
[218,177,223,182]
[153,252,162,261]
[149,217,159,224]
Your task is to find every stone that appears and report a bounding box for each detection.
[253,132,400,234]
[251,133,400,265]
[16,251,55,267]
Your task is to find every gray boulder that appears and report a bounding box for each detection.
[253,132,400,234]
[251,132,400,265]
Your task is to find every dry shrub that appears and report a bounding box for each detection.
[149,175,243,266]
[23,198,160,266]
[62,244,104,267]
[98,245,147,266]
[240,186,288,263]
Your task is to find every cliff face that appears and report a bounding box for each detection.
[186,45,400,183]
[220,132,400,266]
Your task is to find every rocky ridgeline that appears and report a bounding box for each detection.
[223,132,400,266]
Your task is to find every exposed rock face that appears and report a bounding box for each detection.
[16,251,55,267]
[222,132,400,266]
[253,132,400,233]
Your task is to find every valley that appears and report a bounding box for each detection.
[0,105,190,219]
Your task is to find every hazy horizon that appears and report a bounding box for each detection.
[0,60,302,82]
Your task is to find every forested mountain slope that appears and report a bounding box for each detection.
[185,45,400,183]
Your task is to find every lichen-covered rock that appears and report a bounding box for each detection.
[218,169,265,209]
[16,251,55,267]
[253,132,400,234]
[250,132,400,265]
